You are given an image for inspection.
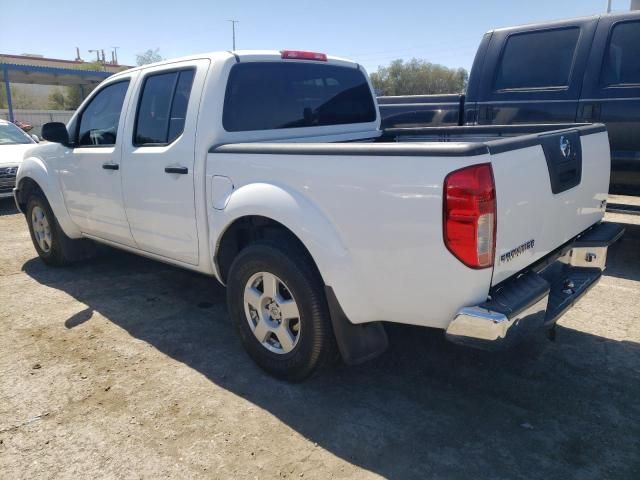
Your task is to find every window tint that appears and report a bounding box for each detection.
[602,21,640,86]
[77,81,129,146]
[223,62,376,132]
[134,69,195,145]
[494,28,580,91]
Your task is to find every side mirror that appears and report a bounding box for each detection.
[41,122,70,146]
[30,134,40,143]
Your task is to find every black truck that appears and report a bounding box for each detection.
[378,11,640,194]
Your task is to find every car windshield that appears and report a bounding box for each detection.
[0,123,34,145]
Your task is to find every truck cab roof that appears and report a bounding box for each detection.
[111,50,361,79]
[489,9,640,34]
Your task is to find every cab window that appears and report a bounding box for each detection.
[602,21,640,86]
[76,80,130,146]
[494,28,580,91]
[134,69,195,146]
[223,62,376,132]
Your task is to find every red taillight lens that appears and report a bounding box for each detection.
[443,163,496,269]
[280,50,328,61]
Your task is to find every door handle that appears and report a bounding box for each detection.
[102,163,119,170]
[165,166,188,174]
[579,102,601,122]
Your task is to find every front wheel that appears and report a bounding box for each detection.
[26,192,91,266]
[226,240,336,382]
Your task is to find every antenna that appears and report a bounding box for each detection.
[228,20,239,50]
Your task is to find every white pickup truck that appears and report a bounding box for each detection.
[13,50,624,381]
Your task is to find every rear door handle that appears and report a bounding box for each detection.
[102,163,119,170]
[165,166,188,174]
[579,102,601,122]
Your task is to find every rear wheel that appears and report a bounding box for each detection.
[226,240,336,382]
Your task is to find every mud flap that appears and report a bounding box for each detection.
[324,286,388,365]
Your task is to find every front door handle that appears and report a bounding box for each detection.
[165,166,188,174]
[102,163,119,170]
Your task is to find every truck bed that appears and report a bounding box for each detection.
[209,123,609,328]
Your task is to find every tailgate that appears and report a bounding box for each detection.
[489,125,610,285]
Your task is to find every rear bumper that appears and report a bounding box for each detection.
[445,222,625,349]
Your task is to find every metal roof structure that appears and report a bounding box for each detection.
[1,62,114,122]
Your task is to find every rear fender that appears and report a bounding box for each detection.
[211,182,350,287]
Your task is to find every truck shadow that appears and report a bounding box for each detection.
[21,234,640,479]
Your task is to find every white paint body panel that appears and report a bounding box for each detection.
[207,150,495,327]
[490,132,609,285]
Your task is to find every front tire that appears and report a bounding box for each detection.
[226,240,336,382]
[26,192,90,266]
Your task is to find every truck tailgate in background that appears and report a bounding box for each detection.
[489,125,610,285]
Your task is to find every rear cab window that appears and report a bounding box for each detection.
[494,28,581,91]
[222,62,376,132]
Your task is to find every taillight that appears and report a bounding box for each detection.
[280,50,328,61]
[443,163,496,269]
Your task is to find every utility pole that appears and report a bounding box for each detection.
[88,49,100,62]
[111,46,120,65]
[228,19,239,50]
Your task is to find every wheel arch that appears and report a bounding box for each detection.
[16,157,81,238]
[212,183,350,287]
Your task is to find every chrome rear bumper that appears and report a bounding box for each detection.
[445,222,625,350]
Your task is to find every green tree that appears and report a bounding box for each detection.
[370,58,468,96]
[136,48,163,66]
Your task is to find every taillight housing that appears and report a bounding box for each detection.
[443,163,496,269]
[280,50,328,61]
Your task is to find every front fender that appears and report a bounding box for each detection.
[17,151,81,238]
[211,182,351,289]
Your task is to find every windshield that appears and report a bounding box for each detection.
[0,122,35,145]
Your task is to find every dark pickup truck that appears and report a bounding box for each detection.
[378,10,640,194]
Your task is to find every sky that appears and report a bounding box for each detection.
[0,0,634,73]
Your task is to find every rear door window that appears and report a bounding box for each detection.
[601,21,640,86]
[134,69,195,146]
[494,28,581,91]
[223,62,376,131]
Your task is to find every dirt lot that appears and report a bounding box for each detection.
[1,196,639,480]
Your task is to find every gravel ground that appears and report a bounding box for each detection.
[0,196,639,480]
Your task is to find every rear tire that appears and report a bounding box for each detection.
[26,192,91,266]
[226,240,336,382]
